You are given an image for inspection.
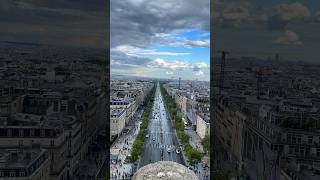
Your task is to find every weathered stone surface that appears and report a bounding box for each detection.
[132,161,198,180]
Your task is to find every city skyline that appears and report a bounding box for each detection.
[111,0,210,81]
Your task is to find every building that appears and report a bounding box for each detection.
[0,149,50,180]
[110,80,154,141]
[175,93,188,116]
[110,108,127,140]
[196,113,210,139]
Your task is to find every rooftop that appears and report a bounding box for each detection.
[0,148,47,169]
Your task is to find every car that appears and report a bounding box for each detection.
[153,137,156,141]
[167,147,171,153]
[176,149,180,154]
[146,134,149,138]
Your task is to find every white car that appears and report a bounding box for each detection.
[146,134,149,138]
[176,149,181,154]
[167,147,171,153]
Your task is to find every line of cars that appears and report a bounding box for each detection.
[146,134,181,154]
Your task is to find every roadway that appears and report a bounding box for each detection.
[139,82,184,167]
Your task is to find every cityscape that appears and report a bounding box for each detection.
[0,0,109,179]
[110,0,210,179]
[0,42,108,179]
[110,78,210,179]
[212,53,320,180]
[212,0,320,180]
[0,0,319,180]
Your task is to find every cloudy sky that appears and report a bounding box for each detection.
[110,0,210,81]
[0,0,108,48]
[214,0,320,63]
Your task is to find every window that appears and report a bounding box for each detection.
[299,146,304,156]
[308,136,313,144]
[12,129,19,137]
[289,145,294,154]
[34,129,40,136]
[60,103,67,112]
[0,129,6,136]
[24,129,30,137]
[306,147,310,156]
[50,140,55,147]
[30,129,35,136]
[40,129,45,137]
[53,101,59,112]
[297,135,302,144]
[18,140,23,147]
[292,136,296,144]
[19,129,24,137]
[19,171,25,177]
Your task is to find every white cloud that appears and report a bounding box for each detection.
[185,40,210,48]
[221,3,250,27]
[195,62,209,69]
[111,59,120,65]
[148,58,209,72]
[195,70,204,76]
[150,58,191,70]
[273,30,303,46]
[111,45,191,56]
[111,0,209,48]
[273,3,311,21]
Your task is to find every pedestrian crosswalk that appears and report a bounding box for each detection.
[148,132,174,136]
[146,142,177,149]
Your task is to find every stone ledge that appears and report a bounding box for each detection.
[133,161,198,180]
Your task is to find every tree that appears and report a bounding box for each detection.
[201,135,210,154]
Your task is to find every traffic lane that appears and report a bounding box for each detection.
[141,84,184,166]
[139,90,162,167]
[160,116,175,160]
[162,135,183,163]
[158,88,185,165]
[140,133,161,166]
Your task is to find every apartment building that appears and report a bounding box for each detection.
[0,113,83,180]
[110,81,154,141]
[110,108,127,140]
[0,149,50,180]
[196,113,210,139]
[214,94,320,179]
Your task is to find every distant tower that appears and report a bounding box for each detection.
[179,77,181,90]
[189,81,193,93]
[219,50,228,95]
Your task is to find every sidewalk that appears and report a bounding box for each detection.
[185,128,204,153]
[184,125,211,179]
[110,109,144,179]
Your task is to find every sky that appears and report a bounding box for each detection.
[213,0,320,63]
[110,0,210,81]
[0,0,108,48]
